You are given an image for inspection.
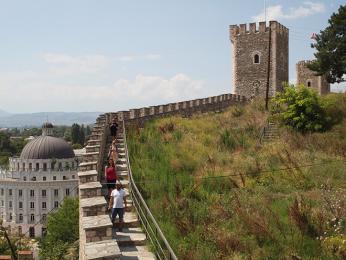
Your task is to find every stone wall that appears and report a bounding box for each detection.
[296,60,330,95]
[230,21,289,98]
[78,93,247,259]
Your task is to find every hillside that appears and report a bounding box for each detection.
[127,95,346,259]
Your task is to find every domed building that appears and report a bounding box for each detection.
[0,123,79,238]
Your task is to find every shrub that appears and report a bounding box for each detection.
[232,106,245,117]
[72,143,83,149]
[271,84,331,132]
[219,129,237,151]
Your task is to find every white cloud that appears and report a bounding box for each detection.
[252,1,325,21]
[116,54,161,62]
[144,54,161,60]
[43,53,109,75]
[0,71,206,112]
[118,56,135,62]
[112,74,204,101]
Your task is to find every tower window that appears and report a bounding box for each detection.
[307,81,311,87]
[254,54,260,64]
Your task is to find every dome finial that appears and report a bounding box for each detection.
[42,121,54,136]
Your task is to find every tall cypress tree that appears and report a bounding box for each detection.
[79,125,85,146]
[71,124,80,145]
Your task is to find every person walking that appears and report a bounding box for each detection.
[109,118,119,141]
[108,181,127,232]
[105,158,117,197]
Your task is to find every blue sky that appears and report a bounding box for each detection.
[0,0,344,113]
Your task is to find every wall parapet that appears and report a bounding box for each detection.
[106,93,247,126]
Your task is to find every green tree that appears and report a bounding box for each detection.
[0,132,12,152]
[308,5,346,83]
[79,125,85,146]
[85,125,91,136]
[71,124,80,145]
[64,128,72,142]
[39,197,79,259]
[271,84,331,132]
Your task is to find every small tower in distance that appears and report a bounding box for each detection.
[296,60,330,95]
[42,122,54,136]
[230,21,289,98]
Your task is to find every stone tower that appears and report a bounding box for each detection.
[296,60,330,95]
[230,21,289,98]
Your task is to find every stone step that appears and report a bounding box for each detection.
[79,182,102,199]
[116,144,125,149]
[118,171,129,179]
[117,147,125,153]
[116,158,127,164]
[82,214,113,243]
[90,134,103,141]
[119,245,155,260]
[83,152,99,162]
[116,164,128,171]
[113,228,147,246]
[81,196,108,217]
[85,240,121,260]
[113,211,139,228]
[79,161,97,171]
[78,170,98,184]
[85,145,100,153]
[88,140,101,146]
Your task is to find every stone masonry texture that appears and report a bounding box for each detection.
[296,60,330,95]
[230,21,289,98]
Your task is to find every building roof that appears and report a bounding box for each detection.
[20,135,75,160]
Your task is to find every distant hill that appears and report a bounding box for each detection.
[0,112,103,127]
[0,109,12,118]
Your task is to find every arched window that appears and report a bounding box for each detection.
[307,80,311,87]
[254,54,260,64]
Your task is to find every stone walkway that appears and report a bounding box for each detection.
[108,131,155,260]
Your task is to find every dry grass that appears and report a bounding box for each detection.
[127,95,346,259]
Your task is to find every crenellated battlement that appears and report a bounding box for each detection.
[296,60,315,66]
[229,21,289,41]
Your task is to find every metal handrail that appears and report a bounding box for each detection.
[122,120,178,260]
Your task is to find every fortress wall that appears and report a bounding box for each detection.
[78,92,247,259]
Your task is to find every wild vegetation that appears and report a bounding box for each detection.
[39,197,79,260]
[0,224,31,257]
[127,93,346,259]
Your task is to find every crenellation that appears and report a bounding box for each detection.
[249,22,256,33]
[239,23,247,34]
[259,22,266,32]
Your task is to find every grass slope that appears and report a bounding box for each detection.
[127,97,346,259]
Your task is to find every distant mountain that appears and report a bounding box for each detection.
[0,109,11,118]
[0,112,103,127]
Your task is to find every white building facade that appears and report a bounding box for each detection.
[0,123,79,238]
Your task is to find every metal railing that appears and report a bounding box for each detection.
[122,120,178,260]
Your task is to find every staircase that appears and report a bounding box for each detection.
[111,131,156,259]
[261,121,279,143]
[79,115,176,259]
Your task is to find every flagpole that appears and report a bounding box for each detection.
[264,0,267,22]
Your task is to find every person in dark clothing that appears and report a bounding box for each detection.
[110,118,119,140]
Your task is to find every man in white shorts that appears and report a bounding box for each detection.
[108,181,127,231]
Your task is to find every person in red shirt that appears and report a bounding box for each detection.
[105,158,117,197]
